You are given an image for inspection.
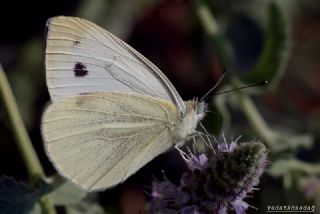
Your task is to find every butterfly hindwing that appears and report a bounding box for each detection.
[42,92,180,190]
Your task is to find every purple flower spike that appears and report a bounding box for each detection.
[149,137,267,214]
[151,180,177,199]
[232,199,249,214]
[186,152,208,171]
[180,205,200,214]
[176,147,208,171]
[217,135,239,153]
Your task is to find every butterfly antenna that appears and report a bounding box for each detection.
[200,69,227,102]
[212,80,268,96]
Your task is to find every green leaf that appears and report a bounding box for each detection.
[270,131,314,153]
[47,180,105,214]
[269,159,320,189]
[239,2,288,87]
[0,176,49,214]
[269,159,320,177]
[48,181,88,205]
[66,200,105,214]
[269,159,293,177]
[29,203,41,214]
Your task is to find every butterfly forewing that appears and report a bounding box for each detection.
[45,16,186,114]
[42,92,180,191]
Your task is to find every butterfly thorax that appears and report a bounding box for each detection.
[173,100,206,142]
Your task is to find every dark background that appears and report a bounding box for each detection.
[1,0,320,213]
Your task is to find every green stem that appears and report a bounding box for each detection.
[235,89,275,148]
[0,65,56,214]
[287,159,320,174]
[196,4,220,36]
[0,65,43,182]
[195,1,276,148]
[196,1,231,68]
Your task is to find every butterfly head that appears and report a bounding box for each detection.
[195,100,207,121]
[174,99,207,141]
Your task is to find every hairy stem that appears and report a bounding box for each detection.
[0,64,55,214]
[196,1,231,68]
[195,1,275,148]
[235,90,275,148]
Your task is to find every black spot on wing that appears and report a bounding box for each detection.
[74,62,88,77]
[73,40,80,46]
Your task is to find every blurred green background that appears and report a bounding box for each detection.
[0,0,320,213]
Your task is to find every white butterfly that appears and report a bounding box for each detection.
[42,16,206,191]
